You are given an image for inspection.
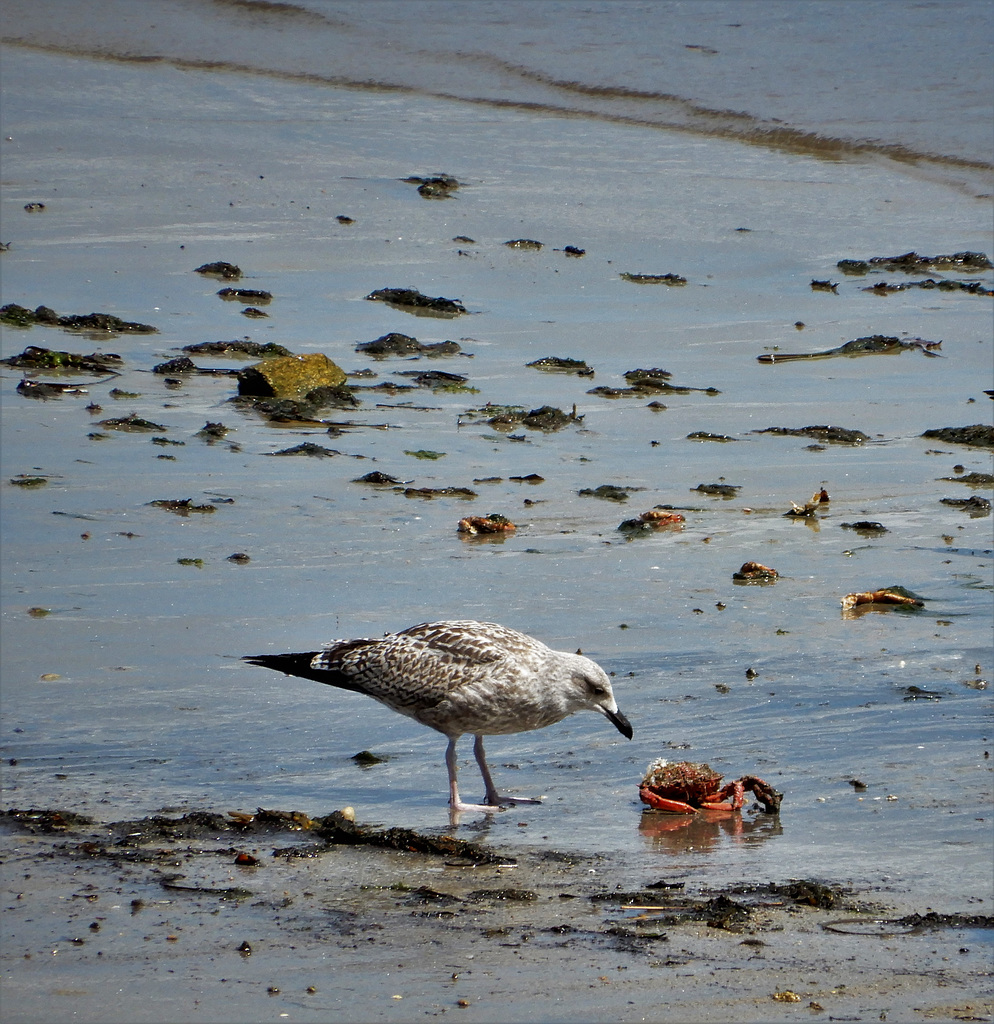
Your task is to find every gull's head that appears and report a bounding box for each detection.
[564,652,634,739]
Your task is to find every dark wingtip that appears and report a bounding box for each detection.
[242,652,317,678]
[242,651,359,689]
[243,654,277,669]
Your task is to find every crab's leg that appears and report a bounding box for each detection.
[704,779,746,810]
[639,787,698,813]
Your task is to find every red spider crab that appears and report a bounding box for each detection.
[639,759,782,815]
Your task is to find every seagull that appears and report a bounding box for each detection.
[244,619,633,812]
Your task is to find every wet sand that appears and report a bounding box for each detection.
[2,21,993,1024]
[3,808,992,1024]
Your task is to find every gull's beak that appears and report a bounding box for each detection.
[604,706,633,739]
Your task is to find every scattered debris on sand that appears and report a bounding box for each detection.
[732,561,778,582]
[403,174,461,198]
[457,514,517,535]
[841,587,925,612]
[618,509,685,533]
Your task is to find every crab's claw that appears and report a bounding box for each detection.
[742,776,783,814]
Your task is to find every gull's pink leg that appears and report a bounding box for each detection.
[473,735,543,807]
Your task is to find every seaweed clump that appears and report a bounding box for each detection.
[1,304,155,333]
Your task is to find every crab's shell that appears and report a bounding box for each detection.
[640,760,724,804]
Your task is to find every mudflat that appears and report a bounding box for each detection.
[2,8,992,1022]
[3,807,991,1023]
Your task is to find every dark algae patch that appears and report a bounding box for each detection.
[353,471,403,486]
[4,807,510,865]
[527,356,594,376]
[758,335,941,362]
[148,498,217,514]
[400,369,471,390]
[837,250,992,274]
[16,380,94,398]
[620,272,687,285]
[97,413,166,432]
[364,287,466,316]
[938,471,994,486]
[469,404,582,431]
[729,879,850,909]
[921,425,994,449]
[402,174,461,199]
[4,808,95,832]
[0,305,157,333]
[586,369,720,397]
[235,386,360,422]
[841,520,889,534]
[403,486,477,499]
[356,333,462,358]
[519,405,581,430]
[626,367,672,381]
[217,287,272,303]
[755,425,869,444]
[890,911,994,931]
[940,495,991,515]
[194,261,242,279]
[694,482,741,497]
[268,442,342,458]
[183,340,291,357]
[1,345,123,374]
[152,356,241,376]
[863,278,993,296]
[579,484,633,502]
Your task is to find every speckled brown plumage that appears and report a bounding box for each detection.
[244,619,633,813]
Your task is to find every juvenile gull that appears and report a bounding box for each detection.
[244,619,633,812]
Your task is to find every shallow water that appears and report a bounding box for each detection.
[1,2,992,927]
[3,0,992,182]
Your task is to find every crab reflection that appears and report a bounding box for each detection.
[638,807,783,854]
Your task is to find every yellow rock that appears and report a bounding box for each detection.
[237,352,346,398]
